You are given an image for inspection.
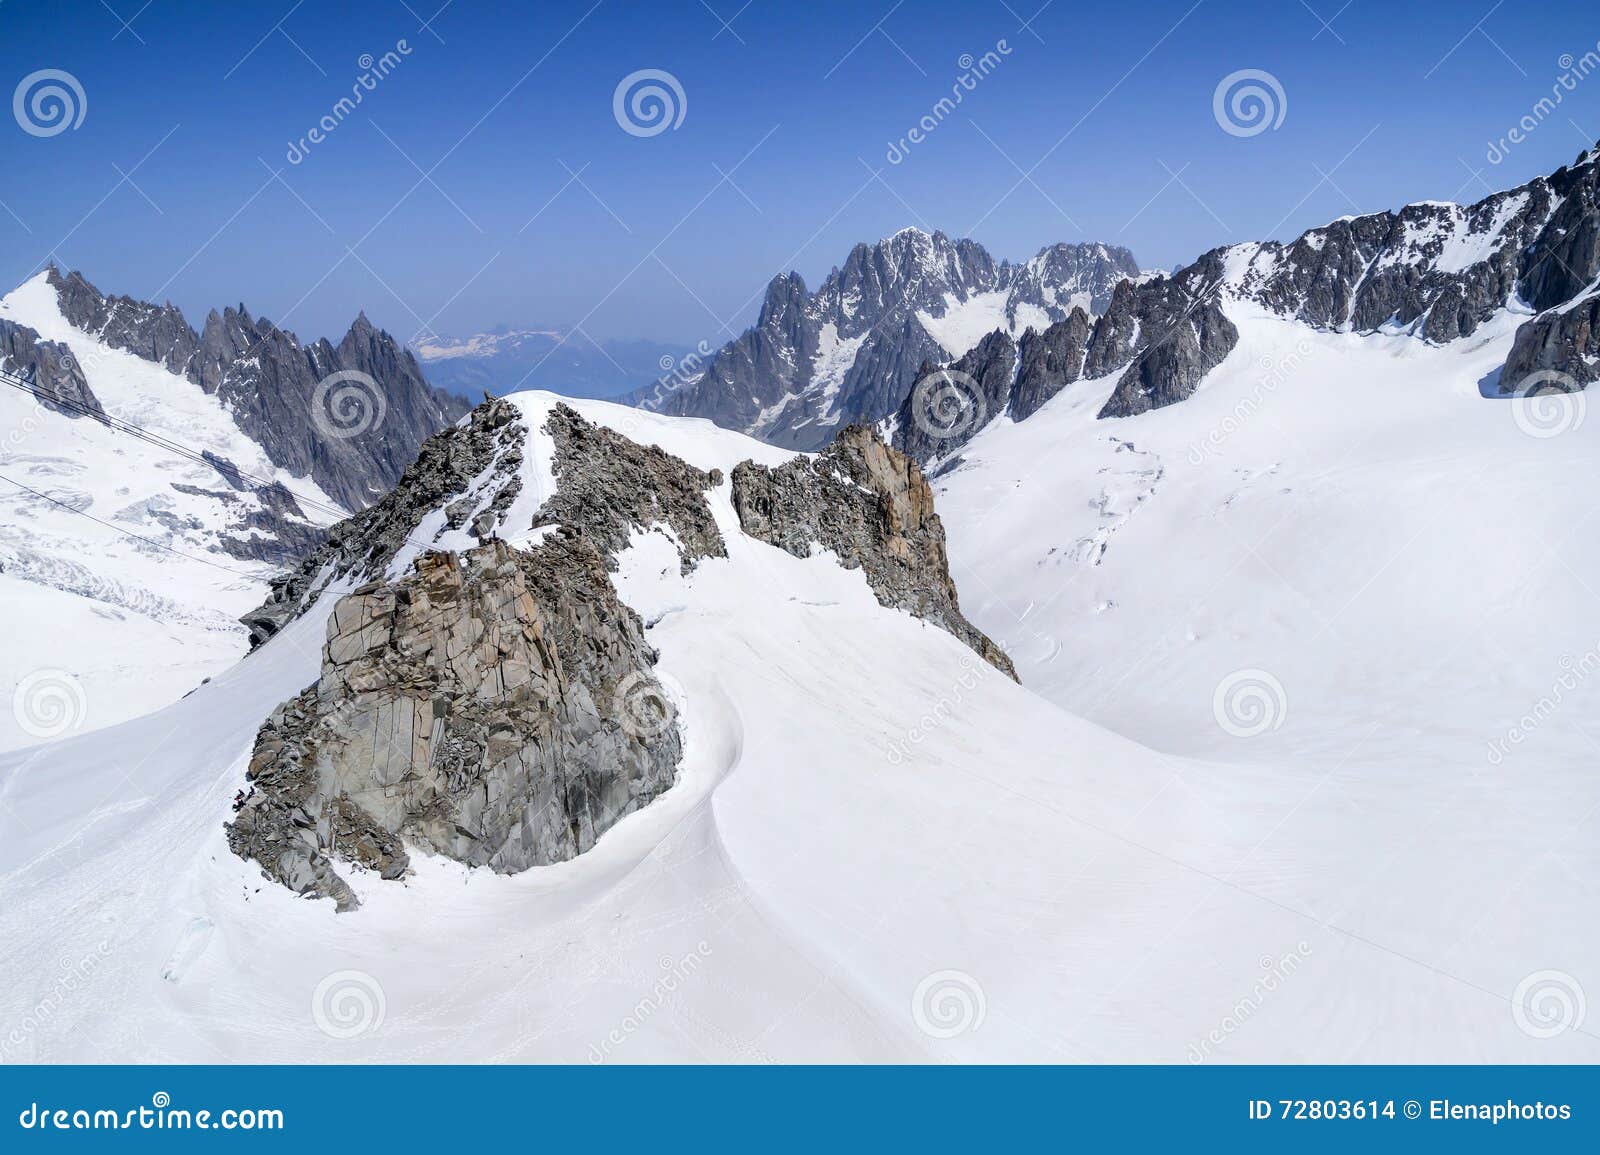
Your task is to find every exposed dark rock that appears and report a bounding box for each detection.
[194,305,469,511]
[46,267,470,512]
[227,536,680,910]
[890,330,1016,465]
[0,318,106,421]
[780,143,1600,457]
[632,231,1138,449]
[48,266,199,379]
[1009,307,1092,422]
[536,403,726,572]
[1501,292,1600,392]
[731,425,1016,679]
[1098,277,1240,419]
[240,397,527,647]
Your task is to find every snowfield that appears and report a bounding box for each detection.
[0,273,341,751]
[2,382,1595,1064]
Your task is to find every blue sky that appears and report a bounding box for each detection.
[6,0,1600,350]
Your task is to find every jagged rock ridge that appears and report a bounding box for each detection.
[242,396,529,645]
[631,230,1138,450]
[890,140,1600,462]
[731,424,1015,679]
[230,397,1021,906]
[45,266,471,510]
[0,316,106,420]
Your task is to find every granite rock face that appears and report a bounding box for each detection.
[891,330,1018,465]
[632,230,1139,449]
[1096,266,1240,419]
[228,537,680,910]
[48,266,199,379]
[0,317,106,421]
[1501,292,1600,392]
[1009,307,1093,422]
[231,400,1015,907]
[241,396,528,646]
[46,266,470,511]
[537,403,727,571]
[731,424,1016,679]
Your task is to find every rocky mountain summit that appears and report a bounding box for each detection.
[228,535,679,911]
[887,141,1600,464]
[631,229,1138,449]
[44,266,469,510]
[242,396,529,645]
[230,394,1013,906]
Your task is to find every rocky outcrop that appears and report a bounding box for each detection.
[891,330,1016,466]
[1096,272,1240,419]
[537,403,726,571]
[45,266,470,511]
[48,266,199,379]
[731,425,1016,679]
[193,306,469,511]
[1009,307,1092,422]
[1501,291,1600,392]
[0,318,106,421]
[228,536,680,910]
[241,397,527,646]
[633,230,1139,449]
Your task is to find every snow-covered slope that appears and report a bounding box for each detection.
[931,305,1598,1055]
[0,275,341,750]
[2,391,1592,1063]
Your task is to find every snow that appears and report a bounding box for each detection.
[808,323,869,426]
[0,273,341,751]
[932,305,1600,1059]
[3,376,1594,1063]
[917,290,1011,357]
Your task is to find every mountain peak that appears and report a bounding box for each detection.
[636,231,1140,448]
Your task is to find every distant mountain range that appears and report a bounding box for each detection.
[628,230,1141,449]
[414,326,692,400]
[889,139,1600,464]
